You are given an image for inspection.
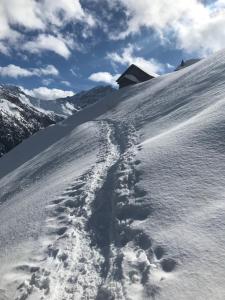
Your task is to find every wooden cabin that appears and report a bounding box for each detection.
[116,64,155,89]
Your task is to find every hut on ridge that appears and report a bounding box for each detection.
[116,64,156,89]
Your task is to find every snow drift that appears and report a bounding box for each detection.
[1,49,225,299]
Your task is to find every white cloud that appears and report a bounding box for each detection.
[1,0,224,59]
[111,0,225,55]
[38,65,59,76]
[41,0,95,27]
[89,72,120,87]
[107,45,163,74]
[23,34,71,59]
[23,87,75,100]
[0,42,9,55]
[0,0,95,58]
[4,0,44,30]
[176,4,225,55]
[0,65,33,78]
[0,0,94,32]
[0,64,59,78]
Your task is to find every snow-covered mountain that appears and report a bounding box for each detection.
[1,49,225,300]
[0,85,115,158]
[26,86,116,118]
[0,85,58,157]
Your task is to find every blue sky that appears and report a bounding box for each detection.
[0,0,225,99]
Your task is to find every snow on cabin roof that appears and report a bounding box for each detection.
[124,73,140,83]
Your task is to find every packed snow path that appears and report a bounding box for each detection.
[12,120,120,300]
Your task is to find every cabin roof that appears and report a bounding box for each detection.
[116,64,155,84]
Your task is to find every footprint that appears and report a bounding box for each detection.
[55,206,67,213]
[47,245,59,258]
[56,227,68,236]
[134,186,147,197]
[134,160,141,165]
[16,268,50,299]
[72,182,85,190]
[129,270,140,283]
[137,145,143,151]
[52,198,64,205]
[56,215,68,221]
[160,258,177,272]
[118,228,140,247]
[58,252,68,262]
[135,232,152,250]
[48,226,68,236]
[154,246,165,260]
[141,265,151,285]
[15,265,40,273]
[117,204,151,221]
[65,190,82,197]
[96,288,115,300]
[63,199,77,208]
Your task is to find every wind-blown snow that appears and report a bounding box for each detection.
[1,49,225,299]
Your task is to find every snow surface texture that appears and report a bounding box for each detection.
[1,49,225,299]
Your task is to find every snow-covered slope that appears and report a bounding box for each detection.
[1,49,225,300]
[0,85,58,157]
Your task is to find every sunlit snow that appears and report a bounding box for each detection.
[1,49,225,299]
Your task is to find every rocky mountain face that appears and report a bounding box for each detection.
[0,85,59,157]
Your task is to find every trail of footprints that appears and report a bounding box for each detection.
[116,148,177,299]
[14,122,177,300]
[15,171,102,300]
[15,121,119,300]
[97,126,178,299]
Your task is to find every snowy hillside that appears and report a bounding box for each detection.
[0,85,58,157]
[1,49,225,300]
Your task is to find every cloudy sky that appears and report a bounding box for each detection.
[0,0,225,99]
